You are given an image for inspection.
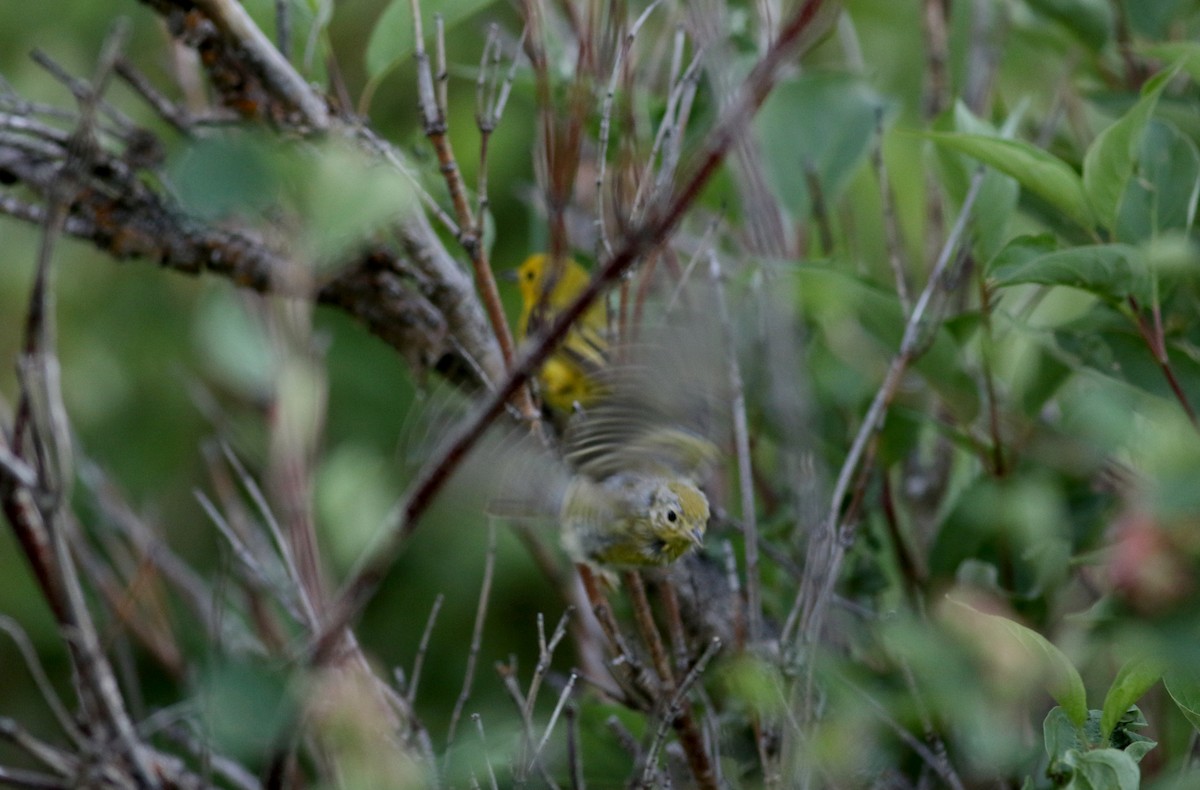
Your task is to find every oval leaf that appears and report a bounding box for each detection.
[1100,657,1164,743]
[1164,664,1200,732]
[1062,748,1141,790]
[927,132,1093,229]
[989,239,1148,304]
[945,598,1088,725]
[1082,66,1175,232]
[366,0,497,80]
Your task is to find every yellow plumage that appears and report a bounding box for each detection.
[501,253,721,568]
[514,254,608,412]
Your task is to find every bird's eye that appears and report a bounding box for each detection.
[524,270,535,280]
[666,509,677,523]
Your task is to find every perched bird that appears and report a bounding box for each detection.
[559,453,712,568]
[513,253,609,412]
[555,352,721,568]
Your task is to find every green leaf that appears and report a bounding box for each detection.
[1100,658,1164,743]
[989,237,1149,303]
[1026,0,1114,50]
[1062,748,1141,790]
[796,265,979,421]
[200,659,296,761]
[1082,66,1175,232]
[1044,706,1085,761]
[1114,119,1200,243]
[755,72,886,217]
[1138,41,1200,83]
[938,102,1021,260]
[366,0,496,80]
[1054,308,1200,412]
[927,132,1093,229]
[297,140,416,264]
[173,132,285,219]
[1164,663,1200,731]
[946,599,1088,725]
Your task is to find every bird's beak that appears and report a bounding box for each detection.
[499,268,518,282]
[690,529,704,547]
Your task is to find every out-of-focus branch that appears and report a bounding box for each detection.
[0,117,500,394]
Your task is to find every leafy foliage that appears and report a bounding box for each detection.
[3,0,1200,788]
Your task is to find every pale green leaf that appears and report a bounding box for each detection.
[989,237,1149,303]
[366,0,497,80]
[1062,748,1141,790]
[1026,0,1113,50]
[1100,658,1164,743]
[946,599,1087,725]
[756,73,885,215]
[1082,66,1175,232]
[1164,664,1200,732]
[927,133,1093,229]
[1138,41,1200,84]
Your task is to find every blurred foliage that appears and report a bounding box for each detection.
[6,0,1200,788]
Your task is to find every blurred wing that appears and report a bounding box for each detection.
[397,383,570,521]
[563,281,729,479]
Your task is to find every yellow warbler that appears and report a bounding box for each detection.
[514,253,609,412]
[559,452,712,567]
[557,366,719,567]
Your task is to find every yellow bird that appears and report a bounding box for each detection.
[514,253,609,412]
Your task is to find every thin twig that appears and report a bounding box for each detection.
[566,704,583,790]
[496,662,560,788]
[274,0,291,60]
[843,675,965,790]
[472,714,500,790]
[707,251,761,644]
[594,0,666,259]
[638,638,721,787]
[219,443,319,629]
[406,593,446,705]
[625,573,716,789]
[787,168,986,705]
[410,0,538,424]
[1127,296,1198,428]
[0,618,81,746]
[802,162,834,255]
[528,672,578,774]
[445,520,499,753]
[523,608,574,725]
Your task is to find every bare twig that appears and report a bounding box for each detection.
[445,520,499,752]
[528,672,578,774]
[626,572,716,789]
[595,0,667,256]
[707,251,761,644]
[786,168,986,706]
[406,593,446,705]
[0,618,81,747]
[843,675,965,790]
[566,704,583,790]
[871,106,911,314]
[410,0,538,423]
[638,638,721,787]
[523,608,574,725]
[1127,296,1199,428]
[802,162,834,255]
[472,714,500,790]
